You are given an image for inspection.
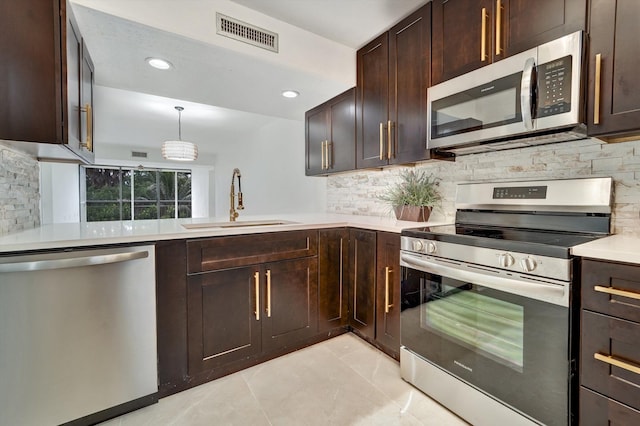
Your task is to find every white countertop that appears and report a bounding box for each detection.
[572,234,640,265]
[0,213,449,254]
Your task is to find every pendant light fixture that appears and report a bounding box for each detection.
[162,106,198,161]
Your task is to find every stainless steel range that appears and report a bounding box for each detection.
[399,177,613,426]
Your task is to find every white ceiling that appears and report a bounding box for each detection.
[69,0,427,153]
[230,0,427,49]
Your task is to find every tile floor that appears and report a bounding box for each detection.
[101,333,468,425]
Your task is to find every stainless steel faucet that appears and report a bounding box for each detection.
[229,168,244,221]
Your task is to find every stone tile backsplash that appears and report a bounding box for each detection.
[0,144,40,236]
[327,138,640,236]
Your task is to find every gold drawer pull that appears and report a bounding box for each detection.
[379,122,385,160]
[594,353,640,375]
[254,271,260,321]
[481,7,488,61]
[594,285,640,301]
[266,269,272,318]
[594,53,602,125]
[384,266,393,313]
[495,0,503,56]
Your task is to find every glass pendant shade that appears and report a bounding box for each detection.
[162,106,198,161]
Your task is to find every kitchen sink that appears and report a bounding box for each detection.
[182,220,298,230]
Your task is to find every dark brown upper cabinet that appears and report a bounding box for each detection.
[356,4,431,168]
[587,0,640,141]
[431,0,587,85]
[0,0,95,163]
[305,88,356,176]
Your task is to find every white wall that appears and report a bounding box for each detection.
[39,97,327,223]
[211,118,326,218]
[40,162,80,224]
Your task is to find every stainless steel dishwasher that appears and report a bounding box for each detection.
[0,244,158,426]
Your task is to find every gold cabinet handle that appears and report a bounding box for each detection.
[481,7,489,62]
[387,120,393,160]
[379,122,385,160]
[594,353,640,375]
[80,104,93,151]
[254,271,260,321]
[594,53,602,125]
[495,0,503,56]
[321,141,326,170]
[594,285,640,301]
[384,266,393,313]
[266,269,272,318]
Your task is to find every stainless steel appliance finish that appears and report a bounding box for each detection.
[0,245,158,426]
[428,31,585,154]
[400,177,612,426]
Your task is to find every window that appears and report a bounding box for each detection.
[83,166,192,222]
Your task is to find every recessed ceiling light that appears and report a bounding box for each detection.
[282,90,299,98]
[146,57,173,70]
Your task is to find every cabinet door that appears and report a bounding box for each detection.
[356,33,389,169]
[77,40,95,163]
[0,0,61,143]
[375,232,401,358]
[587,0,640,139]
[261,257,318,352]
[305,104,328,176]
[503,0,586,58]
[66,10,82,150]
[187,266,262,374]
[349,229,377,339]
[432,0,494,84]
[318,228,349,333]
[327,88,356,173]
[388,5,430,164]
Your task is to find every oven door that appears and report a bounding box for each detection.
[400,252,573,426]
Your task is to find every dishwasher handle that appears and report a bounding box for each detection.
[0,250,149,273]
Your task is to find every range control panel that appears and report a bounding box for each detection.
[493,185,548,199]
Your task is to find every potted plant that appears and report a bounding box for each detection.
[379,169,441,222]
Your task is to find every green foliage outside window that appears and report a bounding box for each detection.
[84,167,192,222]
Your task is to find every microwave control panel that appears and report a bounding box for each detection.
[536,55,572,118]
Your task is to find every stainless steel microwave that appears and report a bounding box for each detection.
[427,31,586,155]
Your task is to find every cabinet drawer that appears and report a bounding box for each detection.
[187,230,318,273]
[581,310,640,411]
[580,386,640,426]
[582,259,640,322]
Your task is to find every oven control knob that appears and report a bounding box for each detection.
[412,240,424,252]
[498,253,515,268]
[426,241,437,254]
[520,257,538,272]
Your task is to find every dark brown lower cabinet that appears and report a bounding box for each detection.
[187,266,262,374]
[261,257,318,352]
[318,228,349,333]
[349,229,377,340]
[375,232,401,358]
[349,229,401,359]
[580,258,640,424]
[188,257,318,374]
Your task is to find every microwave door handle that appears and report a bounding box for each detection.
[520,57,536,130]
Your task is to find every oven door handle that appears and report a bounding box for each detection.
[400,253,568,307]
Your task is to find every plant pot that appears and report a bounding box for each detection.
[393,205,432,222]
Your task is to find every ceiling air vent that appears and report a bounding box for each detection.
[131,151,148,158]
[216,13,279,53]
